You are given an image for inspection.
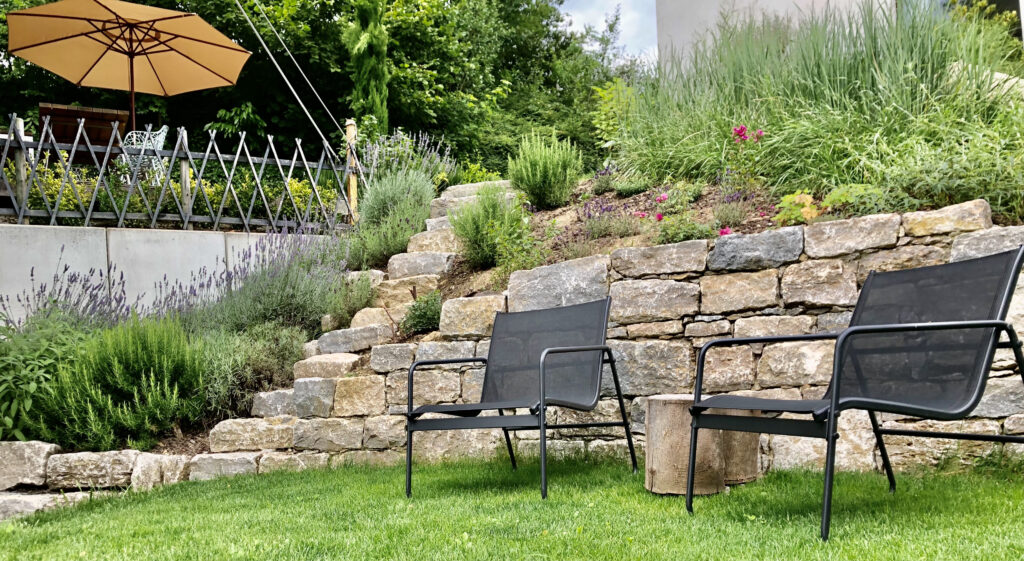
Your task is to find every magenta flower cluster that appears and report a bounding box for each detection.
[732,125,765,143]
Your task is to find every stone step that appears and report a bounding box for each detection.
[0,491,97,522]
[407,229,461,253]
[428,191,518,219]
[318,324,393,354]
[440,180,510,200]
[387,252,456,280]
[425,216,451,231]
[252,389,295,417]
[293,353,362,379]
[351,305,410,329]
[373,274,440,308]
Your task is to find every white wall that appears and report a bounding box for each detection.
[656,0,867,63]
[0,225,264,323]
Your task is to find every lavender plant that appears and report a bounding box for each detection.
[361,129,456,190]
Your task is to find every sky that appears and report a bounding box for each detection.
[561,0,658,59]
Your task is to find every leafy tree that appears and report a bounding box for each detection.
[344,0,390,136]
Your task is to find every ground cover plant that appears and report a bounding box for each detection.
[613,0,1024,222]
[2,457,1024,560]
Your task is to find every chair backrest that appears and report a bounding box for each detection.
[480,297,610,410]
[831,247,1024,418]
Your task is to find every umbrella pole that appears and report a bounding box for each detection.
[129,55,136,131]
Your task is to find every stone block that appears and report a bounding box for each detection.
[439,295,506,339]
[461,368,486,403]
[757,341,835,387]
[293,353,361,379]
[411,428,501,462]
[302,340,319,359]
[408,229,461,253]
[609,280,699,324]
[370,343,417,373]
[816,312,853,333]
[0,441,60,490]
[0,491,93,522]
[973,376,1024,418]
[294,418,364,451]
[258,451,329,474]
[781,259,858,307]
[630,397,648,434]
[131,453,190,491]
[950,225,1024,261]
[47,450,140,489]
[441,180,511,199]
[684,320,731,338]
[209,417,296,452]
[387,252,457,279]
[556,400,624,437]
[626,320,684,338]
[703,346,756,392]
[587,439,639,459]
[515,439,586,459]
[386,370,462,406]
[425,216,451,231]
[188,452,261,481]
[333,450,404,467]
[507,255,610,312]
[707,226,803,270]
[293,378,338,418]
[332,376,386,417]
[351,307,403,329]
[1005,414,1024,434]
[373,274,440,308]
[415,341,478,366]
[882,418,1000,468]
[318,325,392,354]
[610,240,709,277]
[251,389,295,418]
[700,270,779,314]
[770,410,876,471]
[733,315,815,338]
[804,214,900,258]
[856,245,948,283]
[363,415,407,449]
[902,200,992,237]
[604,340,692,396]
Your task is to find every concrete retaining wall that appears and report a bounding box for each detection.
[0,225,263,321]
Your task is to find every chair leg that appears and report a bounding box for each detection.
[539,413,548,499]
[405,429,413,498]
[868,411,896,493]
[685,421,699,513]
[611,383,638,473]
[821,420,839,541]
[497,409,517,470]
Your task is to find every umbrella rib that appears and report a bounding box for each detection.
[139,22,170,96]
[145,31,250,54]
[8,21,123,53]
[76,27,128,85]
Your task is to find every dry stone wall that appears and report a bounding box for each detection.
[4,199,1024,520]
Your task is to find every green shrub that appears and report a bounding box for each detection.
[29,317,208,451]
[507,133,583,209]
[492,219,548,288]
[328,273,375,329]
[401,291,442,335]
[347,197,431,269]
[0,314,86,441]
[613,178,650,197]
[712,200,749,228]
[584,214,644,240]
[450,162,502,186]
[451,187,533,270]
[359,169,435,227]
[822,184,918,218]
[204,322,306,419]
[658,213,716,244]
[774,191,821,226]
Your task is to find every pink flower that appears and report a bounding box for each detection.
[759,211,766,217]
[633,211,647,218]
[656,213,664,221]
[719,226,732,236]
[752,129,764,143]
[655,193,668,203]
[732,125,747,138]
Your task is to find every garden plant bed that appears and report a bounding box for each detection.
[3,457,1024,560]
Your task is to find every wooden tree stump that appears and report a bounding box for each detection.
[645,394,724,495]
[712,407,761,484]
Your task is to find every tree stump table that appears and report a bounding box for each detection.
[645,394,725,495]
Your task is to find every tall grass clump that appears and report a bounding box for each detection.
[358,169,436,227]
[451,186,533,269]
[616,0,1024,221]
[507,133,583,210]
[344,168,433,269]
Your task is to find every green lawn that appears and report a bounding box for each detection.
[2,457,1024,560]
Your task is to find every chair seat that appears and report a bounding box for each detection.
[694,395,831,420]
[408,400,535,419]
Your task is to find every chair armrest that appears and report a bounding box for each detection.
[694,334,838,402]
[407,358,487,414]
[537,345,614,411]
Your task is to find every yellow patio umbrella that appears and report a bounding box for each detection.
[7,0,251,130]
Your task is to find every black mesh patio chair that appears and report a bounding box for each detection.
[404,297,637,497]
[686,247,1024,540]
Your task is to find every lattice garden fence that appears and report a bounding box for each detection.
[0,114,360,232]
